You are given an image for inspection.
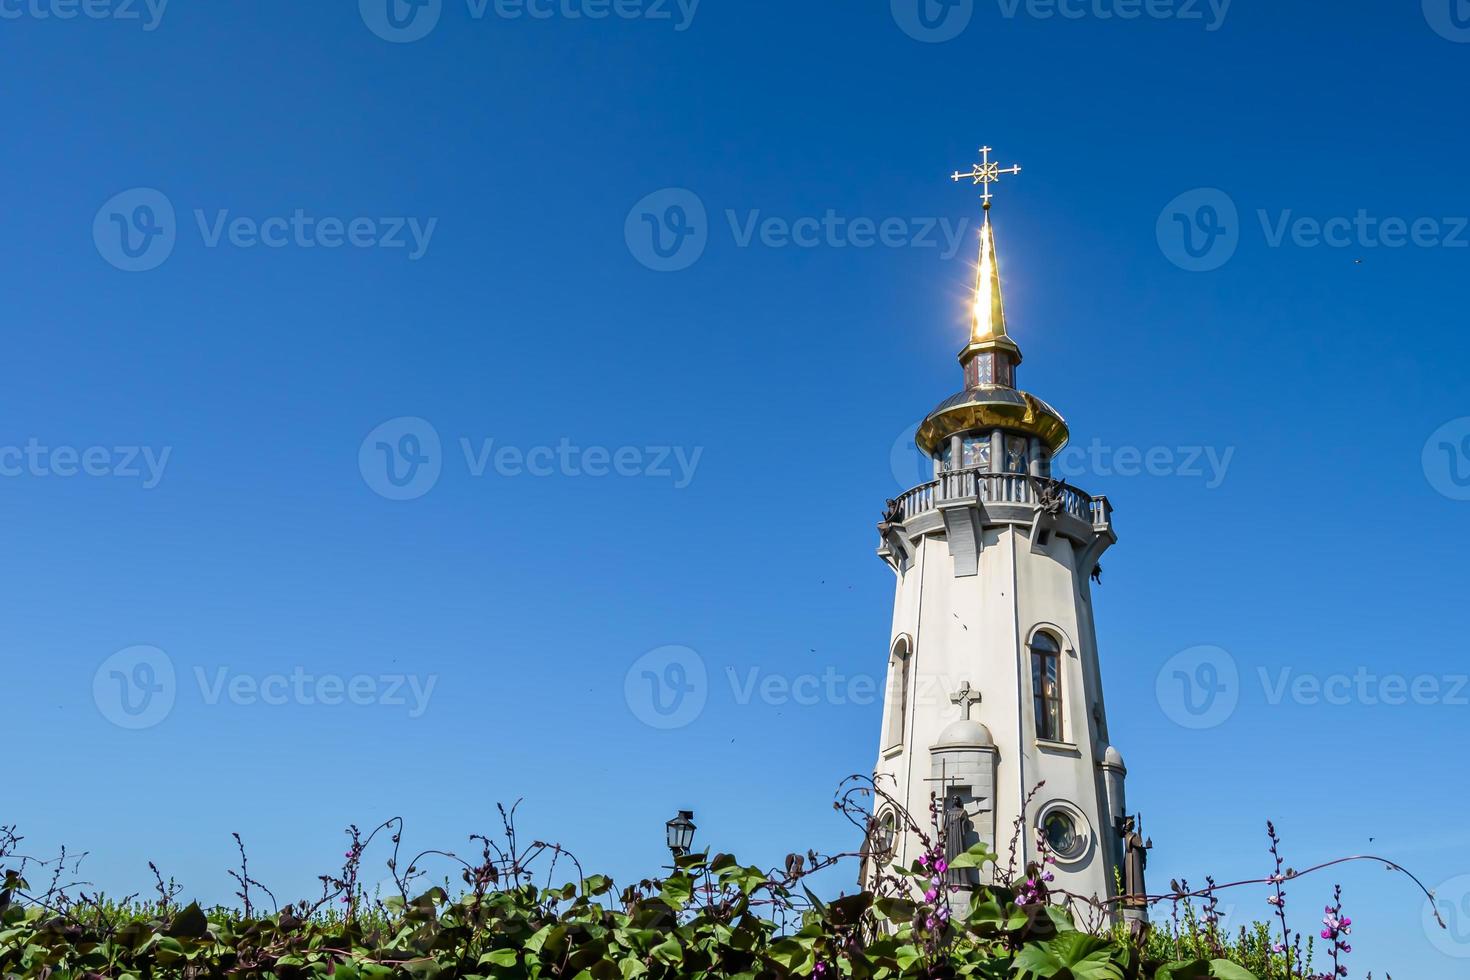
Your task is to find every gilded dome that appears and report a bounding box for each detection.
[915,385,1070,455]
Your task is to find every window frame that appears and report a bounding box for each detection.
[1029,630,1063,742]
[1035,801,1091,864]
[884,635,913,751]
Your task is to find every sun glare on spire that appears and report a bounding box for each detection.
[951,147,1018,345]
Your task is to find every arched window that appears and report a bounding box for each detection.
[1030,632,1062,741]
[885,637,912,750]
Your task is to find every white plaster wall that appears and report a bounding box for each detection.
[873,522,1117,907]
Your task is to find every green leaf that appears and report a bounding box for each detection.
[767,937,811,971]
[947,843,999,871]
[659,874,694,909]
[165,901,210,939]
[1011,933,1125,980]
[650,934,683,964]
[1208,961,1260,980]
[965,895,1029,933]
[873,896,917,922]
[1042,904,1077,934]
[894,944,923,971]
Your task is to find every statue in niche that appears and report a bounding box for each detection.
[1119,815,1153,908]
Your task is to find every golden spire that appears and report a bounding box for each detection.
[951,146,1022,349]
[972,215,1005,342]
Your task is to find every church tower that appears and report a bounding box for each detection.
[871,149,1135,920]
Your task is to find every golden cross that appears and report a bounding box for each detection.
[951,146,1022,211]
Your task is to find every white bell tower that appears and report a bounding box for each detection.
[870,149,1138,921]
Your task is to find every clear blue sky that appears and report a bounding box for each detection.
[6,1,1470,975]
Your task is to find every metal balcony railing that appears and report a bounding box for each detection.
[892,467,1112,531]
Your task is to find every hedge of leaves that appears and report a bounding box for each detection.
[2,843,1263,980]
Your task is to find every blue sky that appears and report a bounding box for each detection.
[5,0,1470,974]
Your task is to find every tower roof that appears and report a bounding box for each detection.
[916,146,1069,455]
[916,385,1069,454]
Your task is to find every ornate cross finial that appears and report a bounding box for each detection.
[951,146,1022,212]
[950,681,982,720]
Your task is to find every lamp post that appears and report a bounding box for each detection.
[665,810,696,860]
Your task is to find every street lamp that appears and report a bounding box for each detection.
[665,810,696,858]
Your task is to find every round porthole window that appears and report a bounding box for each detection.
[1037,803,1090,863]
